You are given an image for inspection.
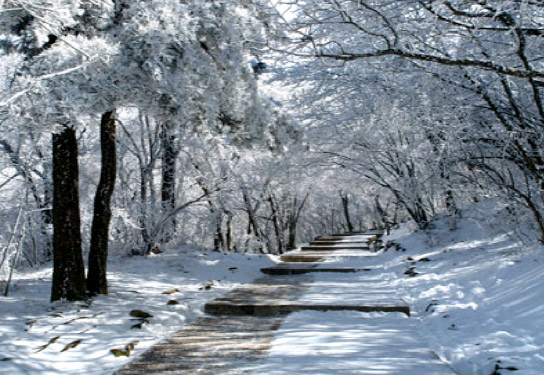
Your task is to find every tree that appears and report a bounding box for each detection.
[271,0,544,237]
[87,110,116,295]
[0,0,301,303]
[51,126,86,301]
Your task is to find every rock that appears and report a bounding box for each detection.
[199,280,214,290]
[129,310,153,319]
[130,322,144,329]
[404,267,418,277]
[111,341,139,357]
[110,348,130,357]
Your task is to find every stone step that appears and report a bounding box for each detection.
[204,301,410,316]
[261,266,372,275]
[300,245,369,251]
[114,315,284,375]
[309,240,366,246]
[280,254,325,262]
[280,249,377,262]
[315,235,372,241]
[314,231,384,241]
[329,232,368,236]
[204,274,410,317]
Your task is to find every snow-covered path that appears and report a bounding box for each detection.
[251,247,457,374]
[117,233,456,374]
[254,310,456,374]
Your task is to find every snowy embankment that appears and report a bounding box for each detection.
[371,202,544,375]
[0,247,275,375]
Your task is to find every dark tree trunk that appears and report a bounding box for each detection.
[160,126,177,243]
[287,193,309,250]
[242,188,266,253]
[226,211,234,252]
[87,111,117,295]
[287,218,297,251]
[213,212,225,252]
[51,127,86,302]
[139,168,151,247]
[340,191,354,233]
[268,193,284,254]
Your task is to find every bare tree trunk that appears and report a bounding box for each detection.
[160,125,177,244]
[287,217,297,251]
[213,211,225,252]
[242,188,266,252]
[225,211,234,252]
[268,193,284,254]
[87,111,116,295]
[287,193,310,250]
[51,127,86,302]
[139,168,151,248]
[340,191,354,233]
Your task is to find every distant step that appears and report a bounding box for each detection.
[316,236,371,241]
[332,230,384,236]
[309,240,366,246]
[280,254,326,262]
[300,245,369,251]
[261,266,372,275]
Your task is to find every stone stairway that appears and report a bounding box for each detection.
[115,231,456,374]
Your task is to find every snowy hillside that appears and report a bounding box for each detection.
[381,202,544,375]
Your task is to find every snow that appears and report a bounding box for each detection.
[258,200,544,374]
[252,311,456,375]
[2,201,544,374]
[0,247,276,375]
[322,201,544,374]
[296,273,403,307]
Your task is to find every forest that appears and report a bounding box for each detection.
[0,0,543,304]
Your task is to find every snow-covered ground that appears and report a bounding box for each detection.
[337,201,544,375]
[2,200,544,375]
[0,247,276,375]
[253,310,456,375]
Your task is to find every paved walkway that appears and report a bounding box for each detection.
[115,232,457,374]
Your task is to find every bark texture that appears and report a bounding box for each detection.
[160,126,177,243]
[51,127,86,302]
[87,111,117,295]
[340,191,354,233]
